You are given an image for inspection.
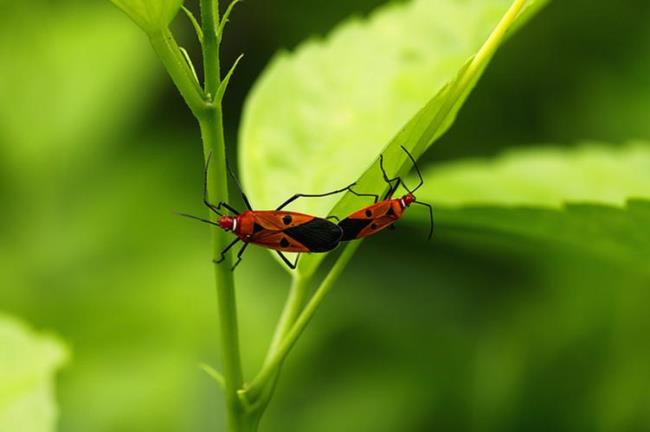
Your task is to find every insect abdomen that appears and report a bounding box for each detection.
[338,218,372,241]
[283,218,343,252]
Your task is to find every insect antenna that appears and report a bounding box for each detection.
[176,212,221,226]
[400,145,424,193]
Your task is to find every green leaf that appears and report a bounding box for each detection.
[217,0,242,42]
[0,314,68,432]
[216,54,245,102]
[239,0,546,274]
[110,0,183,33]
[412,142,650,271]
[421,142,650,208]
[181,6,203,43]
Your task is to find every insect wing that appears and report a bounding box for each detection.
[282,217,343,252]
[250,230,311,252]
[338,201,400,240]
[248,212,342,253]
[250,211,314,230]
[346,200,393,220]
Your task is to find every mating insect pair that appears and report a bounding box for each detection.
[180,146,432,270]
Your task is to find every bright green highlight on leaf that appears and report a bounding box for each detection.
[110,0,183,33]
[0,314,68,432]
[421,142,650,208]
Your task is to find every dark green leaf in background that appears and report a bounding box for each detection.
[411,142,650,271]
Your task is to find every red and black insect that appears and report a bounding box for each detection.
[336,146,433,241]
[179,155,354,270]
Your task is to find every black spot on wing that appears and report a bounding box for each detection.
[386,207,395,216]
[284,218,343,252]
[280,237,290,248]
[253,223,265,233]
[338,218,372,241]
[282,214,292,225]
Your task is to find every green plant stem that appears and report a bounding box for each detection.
[148,29,206,116]
[201,0,221,98]
[245,242,362,402]
[264,274,310,364]
[147,2,252,431]
[199,114,250,432]
[197,1,253,430]
[244,275,311,415]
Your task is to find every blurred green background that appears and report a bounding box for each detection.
[1,1,649,431]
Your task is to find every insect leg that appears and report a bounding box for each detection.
[379,154,402,199]
[215,201,240,215]
[231,242,249,271]
[348,187,379,204]
[225,160,254,211]
[324,186,377,220]
[275,183,357,210]
[202,153,241,215]
[204,199,239,216]
[384,178,402,200]
[413,200,434,240]
[276,251,299,270]
[380,146,424,198]
[213,237,241,264]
